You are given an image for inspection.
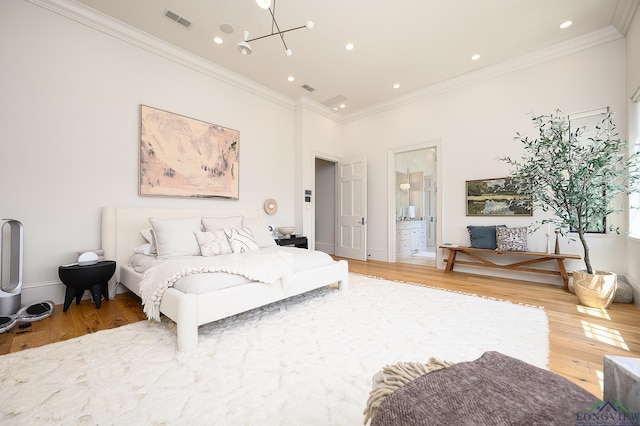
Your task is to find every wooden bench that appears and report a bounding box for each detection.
[439,245,581,291]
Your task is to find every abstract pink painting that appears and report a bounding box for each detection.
[139,105,239,199]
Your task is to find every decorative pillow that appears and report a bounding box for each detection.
[224,228,260,253]
[140,228,158,254]
[242,216,277,248]
[148,216,203,259]
[467,225,505,249]
[202,216,243,232]
[194,230,232,256]
[495,226,528,252]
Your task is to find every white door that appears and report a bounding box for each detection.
[425,175,436,248]
[336,157,367,261]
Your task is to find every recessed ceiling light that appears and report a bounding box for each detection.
[332,107,339,111]
[560,20,572,29]
[393,83,400,89]
[213,37,223,45]
[345,43,354,51]
[339,104,346,109]
[220,23,235,34]
[471,54,480,61]
[288,76,295,82]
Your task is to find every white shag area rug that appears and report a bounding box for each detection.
[0,274,549,426]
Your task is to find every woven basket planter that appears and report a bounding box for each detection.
[573,270,617,309]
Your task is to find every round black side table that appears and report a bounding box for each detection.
[58,260,116,312]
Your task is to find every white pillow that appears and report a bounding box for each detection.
[202,216,243,232]
[224,228,260,253]
[133,243,152,256]
[149,216,202,259]
[140,228,158,254]
[129,253,158,273]
[242,216,277,248]
[194,230,232,256]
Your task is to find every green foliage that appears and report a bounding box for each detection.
[500,110,639,274]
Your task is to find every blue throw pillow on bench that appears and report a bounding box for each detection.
[466,225,504,249]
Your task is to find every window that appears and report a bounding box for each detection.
[630,138,640,238]
[568,107,609,234]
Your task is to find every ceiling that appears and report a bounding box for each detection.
[74,0,638,115]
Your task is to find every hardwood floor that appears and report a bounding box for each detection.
[0,292,147,355]
[1,259,638,399]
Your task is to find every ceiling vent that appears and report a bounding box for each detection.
[164,10,192,28]
[322,95,349,108]
[301,84,315,92]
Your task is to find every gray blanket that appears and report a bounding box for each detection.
[371,351,597,426]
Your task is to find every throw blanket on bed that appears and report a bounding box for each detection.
[139,250,295,321]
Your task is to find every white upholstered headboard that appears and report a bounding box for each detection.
[101,206,261,297]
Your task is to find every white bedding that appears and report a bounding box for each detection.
[128,246,336,295]
[130,246,336,274]
[140,249,296,320]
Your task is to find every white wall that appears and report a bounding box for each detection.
[625,6,640,305]
[342,34,628,284]
[295,101,344,249]
[0,0,300,304]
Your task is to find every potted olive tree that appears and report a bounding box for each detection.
[501,109,639,308]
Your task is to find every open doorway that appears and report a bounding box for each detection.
[393,147,438,267]
[314,155,368,261]
[315,157,336,254]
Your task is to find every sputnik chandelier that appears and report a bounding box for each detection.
[237,0,314,56]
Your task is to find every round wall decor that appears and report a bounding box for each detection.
[264,198,278,215]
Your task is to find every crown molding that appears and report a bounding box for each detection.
[26,0,296,111]
[613,0,640,35]
[343,26,624,123]
[294,97,344,123]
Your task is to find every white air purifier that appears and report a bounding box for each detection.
[0,219,23,316]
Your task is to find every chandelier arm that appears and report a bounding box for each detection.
[268,5,280,32]
[267,6,287,50]
[278,33,289,51]
[245,25,307,43]
[271,0,276,33]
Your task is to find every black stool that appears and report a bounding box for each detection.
[58,260,116,312]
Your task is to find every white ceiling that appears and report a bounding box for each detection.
[74,0,639,114]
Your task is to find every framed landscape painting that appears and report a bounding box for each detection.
[139,105,239,199]
[466,177,532,216]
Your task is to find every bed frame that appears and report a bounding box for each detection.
[101,206,349,351]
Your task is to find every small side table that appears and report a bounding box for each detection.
[276,236,308,249]
[58,260,116,312]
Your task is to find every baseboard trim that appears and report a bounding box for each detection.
[315,242,334,255]
[21,281,65,306]
[19,280,130,306]
[624,274,640,309]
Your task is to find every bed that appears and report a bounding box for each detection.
[101,206,349,352]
